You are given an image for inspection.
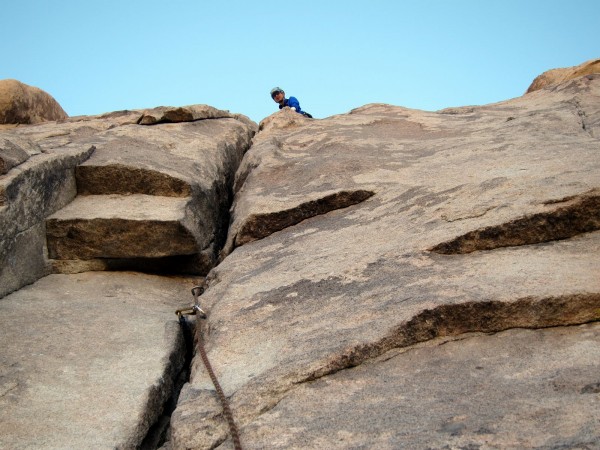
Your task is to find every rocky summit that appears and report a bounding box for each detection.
[1,62,599,450]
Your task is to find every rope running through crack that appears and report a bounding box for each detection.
[176,286,242,450]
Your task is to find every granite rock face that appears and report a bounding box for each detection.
[0,102,257,449]
[0,79,68,124]
[0,104,256,297]
[236,324,600,449]
[170,74,600,449]
[1,66,599,450]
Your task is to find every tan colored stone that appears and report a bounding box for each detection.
[224,77,600,258]
[46,194,200,259]
[0,106,256,295]
[137,104,233,125]
[2,62,600,450]
[526,57,600,93]
[237,324,600,449]
[0,79,68,124]
[170,75,600,449]
[0,272,194,450]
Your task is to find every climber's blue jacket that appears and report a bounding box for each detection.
[279,96,303,114]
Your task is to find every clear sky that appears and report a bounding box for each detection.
[3,1,599,124]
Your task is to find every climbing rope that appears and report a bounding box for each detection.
[176,286,242,450]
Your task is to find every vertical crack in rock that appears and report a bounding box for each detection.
[577,101,589,134]
[140,319,194,450]
[234,189,375,247]
[430,191,600,254]
[570,98,595,138]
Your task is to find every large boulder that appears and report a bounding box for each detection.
[0,104,256,297]
[169,74,600,448]
[526,57,600,93]
[0,79,68,124]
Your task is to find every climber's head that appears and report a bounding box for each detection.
[270,87,285,104]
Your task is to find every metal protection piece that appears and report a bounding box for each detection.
[175,285,207,319]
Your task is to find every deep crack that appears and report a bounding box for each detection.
[140,316,197,450]
[573,98,593,138]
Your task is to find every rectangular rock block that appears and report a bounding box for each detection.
[46,194,199,259]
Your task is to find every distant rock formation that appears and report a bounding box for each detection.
[526,57,600,93]
[0,79,68,124]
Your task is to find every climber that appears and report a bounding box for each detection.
[270,87,313,118]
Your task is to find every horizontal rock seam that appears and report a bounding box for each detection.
[430,191,600,254]
[235,189,375,247]
[303,293,600,383]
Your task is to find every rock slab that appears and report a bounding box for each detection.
[170,75,600,449]
[0,272,194,450]
[237,324,600,449]
[46,194,200,259]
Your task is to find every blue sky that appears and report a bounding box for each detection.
[3,1,599,123]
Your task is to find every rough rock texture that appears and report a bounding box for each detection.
[0,104,256,297]
[2,67,600,450]
[0,135,42,174]
[526,58,600,93]
[170,75,600,449]
[0,272,193,450]
[46,194,201,258]
[50,108,255,275]
[237,324,600,449]
[0,144,94,297]
[0,100,256,449]
[0,79,68,124]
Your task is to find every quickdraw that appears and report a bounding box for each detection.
[175,285,207,319]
